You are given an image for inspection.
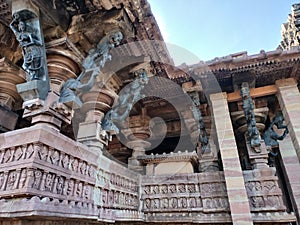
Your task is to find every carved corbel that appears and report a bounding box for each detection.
[10,0,50,102]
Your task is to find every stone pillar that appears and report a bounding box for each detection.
[210,92,253,225]
[77,85,117,151]
[46,51,80,94]
[276,78,300,161]
[0,58,26,131]
[279,135,300,222]
[123,115,151,173]
[276,78,300,222]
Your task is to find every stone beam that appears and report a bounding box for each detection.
[210,92,253,225]
[227,85,277,102]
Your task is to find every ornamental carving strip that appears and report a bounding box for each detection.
[0,143,95,180]
[0,142,140,212]
[243,169,286,212]
[141,173,230,213]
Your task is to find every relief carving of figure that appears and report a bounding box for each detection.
[56,176,64,194]
[83,185,91,200]
[7,171,17,190]
[205,198,212,209]
[64,179,74,196]
[19,169,27,188]
[79,161,87,175]
[161,198,169,208]
[44,173,53,192]
[38,145,48,161]
[170,198,177,208]
[102,189,108,204]
[145,199,151,209]
[151,199,159,209]
[119,193,124,205]
[180,197,187,208]
[10,14,45,81]
[50,150,60,165]
[75,182,83,198]
[71,158,79,172]
[0,173,5,189]
[62,154,69,169]
[87,165,94,177]
[189,197,196,208]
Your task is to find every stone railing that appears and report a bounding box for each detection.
[0,125,296,223]
[140,168,295,223]
[0,125,142,223]
[141,172,231,223]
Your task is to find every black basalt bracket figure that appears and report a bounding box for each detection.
[102,70,149,134]
[263,111,289,166]
[10,13,46,81]
[240,82,261,153]
[58,31,123,108]
[189,92,209,154]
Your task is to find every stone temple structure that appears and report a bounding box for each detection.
[0,0,300,224]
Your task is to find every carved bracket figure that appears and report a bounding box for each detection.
[263,111,289,166]
[10,13,44,81]
[10,9,50,101]
[102,70,149,134]
[189,91,209,153]
[58,31,123,108]
[240,82,261,153]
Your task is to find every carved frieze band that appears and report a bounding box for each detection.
[141,173,229,213]
[244,169,286,212]
[0,143,95,179]
[96,168,139,210]
[246,180,285,211]
[0,167,93,201]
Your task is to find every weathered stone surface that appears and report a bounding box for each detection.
[210,92,253,225]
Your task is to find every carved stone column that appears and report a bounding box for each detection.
[77,82,117,151]
[279,134,300,223]
[43,39,82,125]
[275,78,300,223]
[0,58,25,131]
[276,78,300,161]
[46,48,81,94]
[123,115,151,173]
[210,92,253,225]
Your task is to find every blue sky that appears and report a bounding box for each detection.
[148,0,298,65]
